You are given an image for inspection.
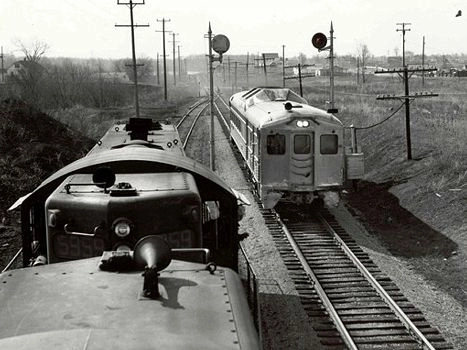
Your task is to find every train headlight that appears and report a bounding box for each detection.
[112,218,133,238]
[296,120,310,128]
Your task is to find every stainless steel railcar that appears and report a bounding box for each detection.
[229,87,364,208]
[10,117,246,270]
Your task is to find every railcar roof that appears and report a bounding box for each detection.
[0,258,258,350]
[231,87,342,128]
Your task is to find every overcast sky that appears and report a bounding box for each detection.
[0,0,465,59]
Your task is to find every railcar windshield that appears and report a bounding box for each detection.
[251,88,307,104]
[320,134,338,154]
[267,134,286,154]
[294,135,311,154]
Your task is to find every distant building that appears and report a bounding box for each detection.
[315,65,350,76]
[7,60,45,78]
[255,53,280,67]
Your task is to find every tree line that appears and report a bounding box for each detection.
[1,41,155,110]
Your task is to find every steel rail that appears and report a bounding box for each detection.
[176,97,208,129]
[274,211,359,350]
[215,92,229,109]
[182,101,209,150]
[317,213,437,350]
[213,100,230,131]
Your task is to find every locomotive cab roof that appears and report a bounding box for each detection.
[10,148,240,211]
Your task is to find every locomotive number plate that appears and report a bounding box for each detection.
[160,230,193,248]
[53,234,105,260]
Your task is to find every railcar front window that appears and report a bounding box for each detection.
[267,134,285,154]
[320,134,338,154]
[294,135,311,154]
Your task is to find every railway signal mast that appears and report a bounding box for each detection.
[312,22,337,113]
[206,23,230,171]
[115,0,149,118]
[375,23,437,160]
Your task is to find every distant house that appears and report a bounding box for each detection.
[7,60,45,79]
[315,65,349,76]
[255,53,280,67]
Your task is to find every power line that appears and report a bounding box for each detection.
[115,0,149,118]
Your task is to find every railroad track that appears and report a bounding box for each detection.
[176,97,209,150]
[212,91,452,349]
[264,204,452,350]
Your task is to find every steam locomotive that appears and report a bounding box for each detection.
[229,87,364,208]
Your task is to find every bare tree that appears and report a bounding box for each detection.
[298,52,307,65]
[14,40,49,62]
[357,44,370,84]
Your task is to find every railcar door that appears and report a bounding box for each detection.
[289,133,314,185]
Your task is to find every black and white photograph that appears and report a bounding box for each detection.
[0,1,465,349]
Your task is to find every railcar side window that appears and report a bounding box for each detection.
[267,134,285,154]
[294,135,311,154]
[320,134,338,154]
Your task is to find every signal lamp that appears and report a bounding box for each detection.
[312,32,327,50]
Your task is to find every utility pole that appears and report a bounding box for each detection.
[282,45,285,87]
[356,57,360,85]
[245,53,250,88]
[222,61,226,83]
[156,52,160,85]
[396,22,411,68]
[375,66,437,160]
[170,32,179,86]
[227,56,231,84]
[234,61,238,93]
[262,53,268,85]
[178,45,181,81]
[0,46,4,84]
[422,36,425,86]
[156,18,171,100]
[115,0,149,118]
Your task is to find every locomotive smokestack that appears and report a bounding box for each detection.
[134,235,172,299]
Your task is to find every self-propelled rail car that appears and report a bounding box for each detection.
[229,87,364,208]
